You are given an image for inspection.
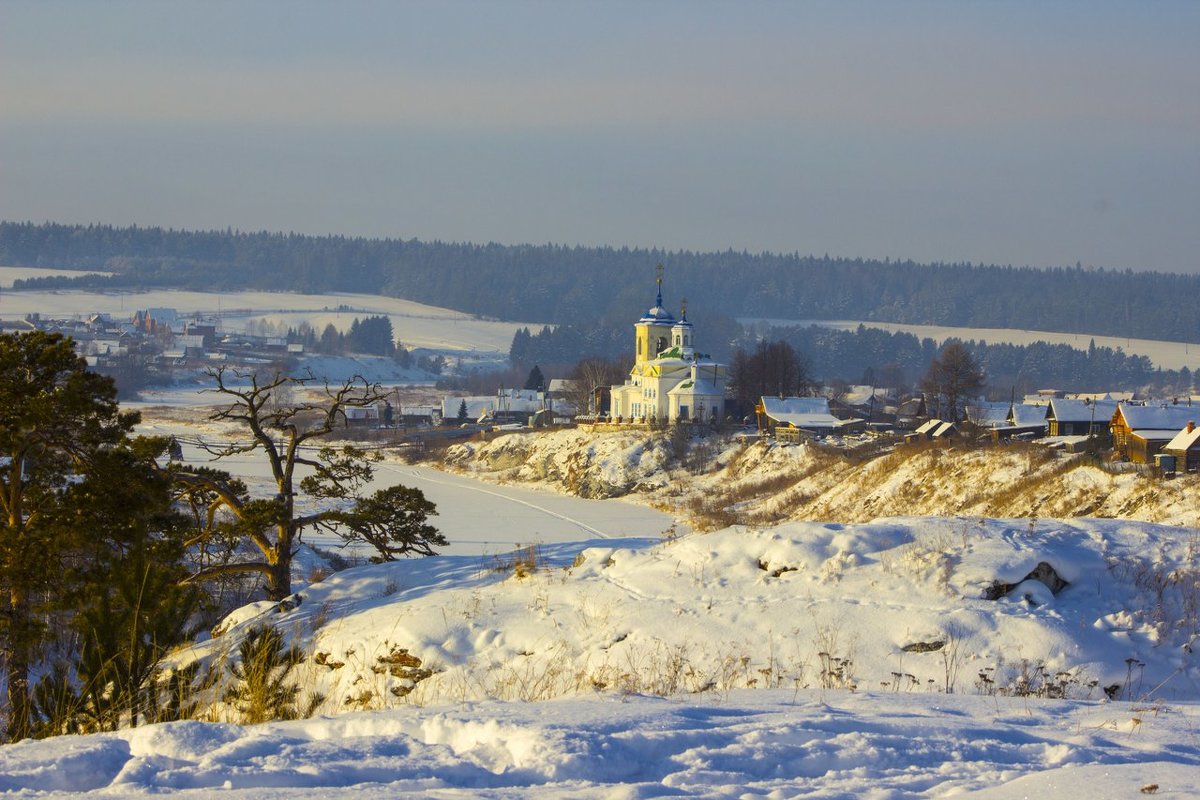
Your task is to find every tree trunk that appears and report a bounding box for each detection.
[264,550,291,601]
[5,587,31,742]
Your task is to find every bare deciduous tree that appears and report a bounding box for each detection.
[920,342,985,421]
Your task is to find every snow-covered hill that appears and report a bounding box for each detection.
[5,516,1200,797]
[7,423,1200,797]
[174,517,1200,715]
[444,429,1200,527]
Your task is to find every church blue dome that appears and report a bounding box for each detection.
[638,283,675,324]
[639,304,675,324]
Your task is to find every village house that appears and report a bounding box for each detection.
[968,401,1049,442]
[440,388,547,425]
[757,396,863,439]
[1044,398,1116,437]
[1110,402,1200,463]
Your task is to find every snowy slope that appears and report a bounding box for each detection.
[1,690,1195,798]
[172,517,1200,718]
[4,517,1200,797]
[446,429,1200,527]
[7,416,1200,797]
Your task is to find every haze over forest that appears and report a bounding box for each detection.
[2,2,1197,274]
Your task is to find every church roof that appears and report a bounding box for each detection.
[638,275,675,324]
[668,378,722,397]
[639,302,675,324]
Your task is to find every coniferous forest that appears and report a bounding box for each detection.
[3,221,1198,343]
[2,221,1195,392]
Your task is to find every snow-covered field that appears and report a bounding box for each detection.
[0,279,541,355]
[743,316,1200,372]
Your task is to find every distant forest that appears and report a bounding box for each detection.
[511,321,1179,397]
[2,221,1195,393]
[4,221,1198,342]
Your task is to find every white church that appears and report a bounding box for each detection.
[608,267,727,424]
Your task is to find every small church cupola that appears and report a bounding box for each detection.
[672,298,695,359]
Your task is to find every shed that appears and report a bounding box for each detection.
[912,418,957,440]
[1163,421,1200,472]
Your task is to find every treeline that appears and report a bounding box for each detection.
[290,315,404,359]
[5,221,1200,344]
[762,324,1177,396]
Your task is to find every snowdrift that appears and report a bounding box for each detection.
[177,516,1200,719]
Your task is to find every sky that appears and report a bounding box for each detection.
[1,1,1198,272]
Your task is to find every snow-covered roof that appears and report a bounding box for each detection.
[761,396,852,430]
[839,385,894,407]
[1011,403,1050,427]
[914,418,956,437]
[965,401,1010,428]
[668,377,722,397]
[1129,429,1185,442]
[1165,425,1200,452]
[1116,403,1199,431]
[1047,398,1116,423]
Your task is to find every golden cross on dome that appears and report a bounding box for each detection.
[656,263,664,289]
[681,297,688,319]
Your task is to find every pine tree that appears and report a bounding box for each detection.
[524,365,546,391]
[224,625,306,724]
[62,443,200,731]
[0,332,137,741]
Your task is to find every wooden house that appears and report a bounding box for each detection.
[1163,422,1200,472]
[982,402,1049,443]
[1111,403,1200,463]
[1044,398,1115,437]
[758,396,862,437]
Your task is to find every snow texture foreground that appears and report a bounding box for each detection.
[2,690,1197,798]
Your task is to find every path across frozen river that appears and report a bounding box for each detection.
[371,461,674,555]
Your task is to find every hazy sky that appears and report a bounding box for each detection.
[2,1,1197,272]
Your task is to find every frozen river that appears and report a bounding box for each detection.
[138,415,675,560]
